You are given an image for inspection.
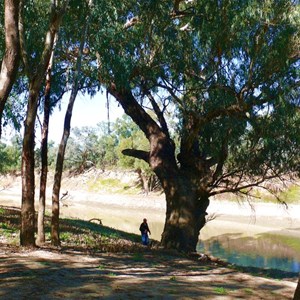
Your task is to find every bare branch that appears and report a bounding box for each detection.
[145,90,170,138]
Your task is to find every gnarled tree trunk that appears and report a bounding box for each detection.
[110,87,210,253]
[161,177,209,252]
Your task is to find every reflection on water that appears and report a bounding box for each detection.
[197,234,300,273]
[60,202,300,273]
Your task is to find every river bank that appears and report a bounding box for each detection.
[1,172,300,272]
[0,205,298,300]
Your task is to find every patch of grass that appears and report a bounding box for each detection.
[0,206,146,253]
[87,177,140,194]
[214,287,228,295]
[60,232,72,242]
[279,185,300,204]
[57,217,145,253]
[244,288,254,295]
[169,276,177,281]
[0,207,5,214]
[0,222,9,230]
[132,253,144,261]
[150,262,159,267]
[97,264,105,270]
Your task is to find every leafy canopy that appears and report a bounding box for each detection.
[91,0,300,194]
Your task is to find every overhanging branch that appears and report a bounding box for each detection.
[122,148,150,163]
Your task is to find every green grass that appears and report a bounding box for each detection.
[214,287,228,295]
[87,177,140,194]
[132,253,144,261]
[243,288,254,295]
[217,184,300,205]
[0,206,145,253]
[97,264,105,270]
[279,185,300,204]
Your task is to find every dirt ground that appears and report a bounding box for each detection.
[0,243,298,300]
[0,173,299,299]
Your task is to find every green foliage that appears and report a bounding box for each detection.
[64,124,118,172]
[1,0,298,199]
[0,135,22,174]
[91,0,300,195]
[63,116,155,192]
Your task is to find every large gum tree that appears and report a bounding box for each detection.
[92,0,300,252]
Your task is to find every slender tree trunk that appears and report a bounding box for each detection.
[294,275,300,300]
[0,0,20,137]
[20,85,38,246]
[36,31,57,245]
[36,68,52,246]
[51,98,75,246]
[51,8,91,246]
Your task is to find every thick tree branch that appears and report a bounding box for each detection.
[122,148,150,163]
[108,85,163,140]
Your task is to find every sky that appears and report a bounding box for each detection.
[1,91,124,145]
[48,92,124,144]
[45,91,124,144]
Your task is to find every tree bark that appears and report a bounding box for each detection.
[21,85,38,246]
[51,97,74,246]
[51,11,90,245]
[110,87,210,253]
[159,171,209,252]
[294,275,300,300]
[0,0,20,137]
[36,61,52,246]
[20,3,64,247]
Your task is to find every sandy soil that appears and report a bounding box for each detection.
[0,174,299,299]
[0,245,297,300]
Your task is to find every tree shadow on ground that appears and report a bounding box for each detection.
[0,248,296,300]
[0,205,297,299]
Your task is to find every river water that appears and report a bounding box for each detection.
[1,190,300,274]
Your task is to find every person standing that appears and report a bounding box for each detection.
[139,218,151,245]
